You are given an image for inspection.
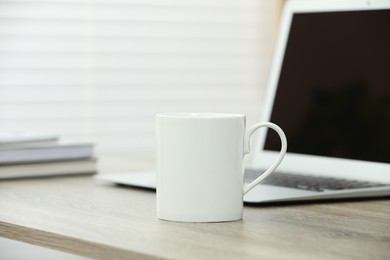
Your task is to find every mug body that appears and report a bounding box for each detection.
[156,113,246,222]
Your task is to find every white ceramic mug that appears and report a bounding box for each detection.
[156,113,287,222]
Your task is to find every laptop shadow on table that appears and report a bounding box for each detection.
[244,196,390,207]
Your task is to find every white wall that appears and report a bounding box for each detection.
[0,0,281,155]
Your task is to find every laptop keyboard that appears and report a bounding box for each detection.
[245,169,389,192]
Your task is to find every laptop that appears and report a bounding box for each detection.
[96,0,390,203]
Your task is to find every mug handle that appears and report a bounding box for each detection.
[243,122,287,194]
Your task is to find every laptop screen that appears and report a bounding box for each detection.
[264,10,390,164]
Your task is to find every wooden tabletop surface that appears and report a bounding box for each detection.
[0,155,389,260]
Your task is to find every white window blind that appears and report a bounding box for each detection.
[0,0,280,155]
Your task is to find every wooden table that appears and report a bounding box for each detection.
[0,155,389,259]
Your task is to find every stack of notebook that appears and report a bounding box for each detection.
[0,133,96,179]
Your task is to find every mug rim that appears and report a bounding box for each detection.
[156,113,245,119]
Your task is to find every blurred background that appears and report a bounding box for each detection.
[0,0,282,156]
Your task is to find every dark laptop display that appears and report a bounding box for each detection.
[264,10,390,164]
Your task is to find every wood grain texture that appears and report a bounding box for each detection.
[0,155,389,260]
